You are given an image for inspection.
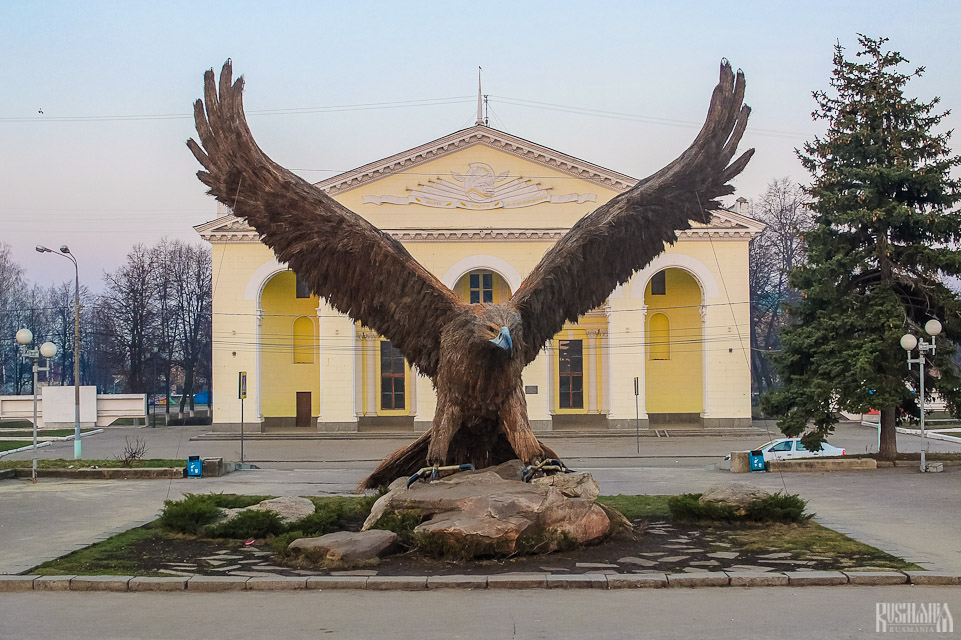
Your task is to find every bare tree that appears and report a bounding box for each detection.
[169,241,212,419]
[0,244,26,394]
[99,245,156,393]
[749,178,813,395]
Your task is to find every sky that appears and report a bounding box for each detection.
[2,0,960,290]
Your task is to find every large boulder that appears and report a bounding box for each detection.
[362,468,611,557]
[699,482,771,508]
[288,530,398,564]
[220,496,316,524]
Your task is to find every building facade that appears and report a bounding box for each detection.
[195,125,763,434]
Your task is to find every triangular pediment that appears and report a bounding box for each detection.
[315,125,637,196]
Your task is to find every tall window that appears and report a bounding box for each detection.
[469,272,494,304]
[649,313,670,360]
[380,341,405,410]
[295,273,311,298]
[558,339,584,409]
[293,317,314,364]
[651,270,666,295]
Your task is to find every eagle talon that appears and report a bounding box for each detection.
[522,458,574,482]
[406,463,475,489]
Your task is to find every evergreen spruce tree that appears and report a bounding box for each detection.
[763,35,961,460]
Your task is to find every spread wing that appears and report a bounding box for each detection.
[187,60,463,378]
[510,60,754,364]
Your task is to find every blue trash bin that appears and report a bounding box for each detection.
[749,450,766,472]
[187,456,203,478]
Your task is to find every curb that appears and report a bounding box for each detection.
[2,570,958,592]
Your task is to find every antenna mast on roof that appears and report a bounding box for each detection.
[475,66,486,126]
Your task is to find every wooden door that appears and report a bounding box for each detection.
[296,392,311,427]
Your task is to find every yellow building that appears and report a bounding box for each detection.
[195,124,763,434]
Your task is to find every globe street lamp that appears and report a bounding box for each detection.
[900,318,943,473]
[36,244,82,459]
[16,329,57,483]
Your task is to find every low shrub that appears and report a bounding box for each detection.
[206,509,285,539]
[368,510,423,545]
[158,494,222,534]
[292,496,375,536]
[743,493,809,523]
[668,492,809,524]
[209,494,272,509]
[271,530,305,557]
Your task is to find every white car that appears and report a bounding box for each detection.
[748,438,846,462]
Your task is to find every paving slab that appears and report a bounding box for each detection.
[843,571,908,586]
[667,572,729,587]
[70,575,132,592]
[784,571,848,586]
[726,572,789,587]
[129,576,189,592]
[0,575,37,591]
[33,575,75,591]
[306,576,368,590]
[427,575,487,589]
[246,577,307,590]
[607,574,668,589]
[366,576,428,590]
[187,576,249,591]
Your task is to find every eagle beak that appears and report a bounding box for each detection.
[490,326,513,356]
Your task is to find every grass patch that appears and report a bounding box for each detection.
[0,429,97,438]
[709,521,923,571]
[32,524,163,576]
[932,430,961,437]
[0,441,30,452]
[597,494,672,520]
[0,458,187,470]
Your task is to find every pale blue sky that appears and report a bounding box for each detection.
[2,0,959,287]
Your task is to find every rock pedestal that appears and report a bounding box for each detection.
[362,462,611,557]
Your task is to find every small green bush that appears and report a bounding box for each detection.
[209,494,272,509]
[743,493,809,523]
[206,509,285,539]
[292,497,372,536]
[668,492,809,524]
[368,511,423,545]
[159,494,222,534]
[270,530,305,557]
[668,493,737,522]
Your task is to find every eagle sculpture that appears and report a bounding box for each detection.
[189,60,753,489]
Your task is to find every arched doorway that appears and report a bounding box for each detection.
[259,270,320,428]
[644,268,703,424]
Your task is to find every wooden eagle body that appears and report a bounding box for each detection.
[189,60,753,489]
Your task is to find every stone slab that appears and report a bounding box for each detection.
[246,577,307,590]
[33,575,75,591]
[726,572,789,587]
[70,575,132,592]
[0,575,37,591]
[129,576,189,592]
[306,576,369,590]
[768,458,876,472]
[187,576,249,591]
[547,574,607,589]
[607,574,668,589]
[366,576,428,591]
[667,572,730,588]
[427,575,488,589]
[905,571,961,585]
[784,571,848,586]
[843,571,908,586]
[487,573,549,589]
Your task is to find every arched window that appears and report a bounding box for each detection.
[649,313,670,360]
[293,316,314,364]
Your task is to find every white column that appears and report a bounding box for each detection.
[700,304,710,418]
[586,329,599,413]
[255,309,264,422]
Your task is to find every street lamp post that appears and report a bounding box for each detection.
[15,329,57,483]
[37,244,82,459]
[900,318,943,473]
